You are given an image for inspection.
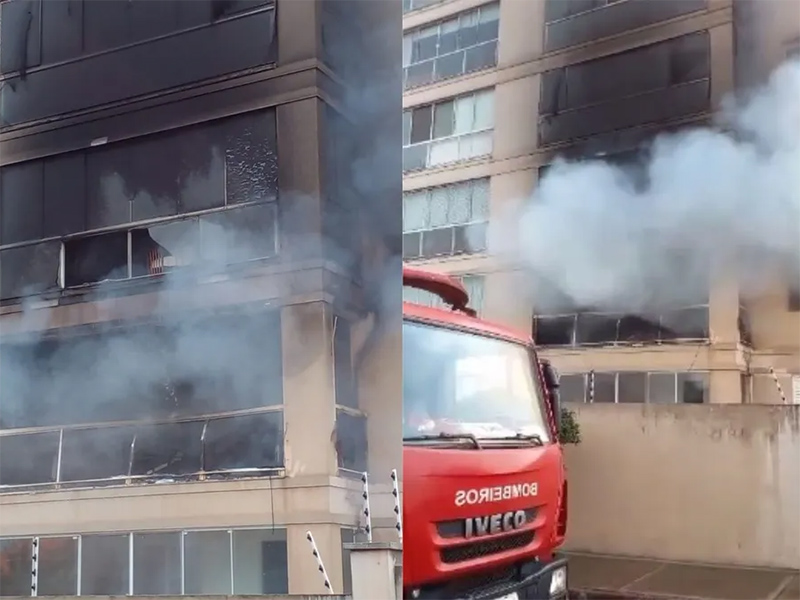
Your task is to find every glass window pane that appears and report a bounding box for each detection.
[133,532,181,595]
[403,192,430,231]
[471,178,491,219]
[199,203,277,265]
[403,232,422,260]
[402,111,412,146]
[591,373,616,403]
[130,421,204,478]
[434,51,465,81]
[39,537,79,595]
[232,529,288,594]
[403,144,429,172]
[405,61,435,89]
[617,372,646,403]
[80,534,129,595]
[0,538,32,596]
[429,139,460,167]
[648,373,677,404]
[223,113,278,206]
[468,131,494,157]
[432,101,455,139]
[429,188,450,227]
[473,90,495,130]
[558,375,586,403]
[421,228,453,257]
[411,29,438,62]
[402,36,413,66]
[203,413,284,473]
[0,432,59,487]
[60,427,135,483]
[454,96,475,134]
[0,242,61,301]
[465,41,496,72]
[446,184,472,225]
[461,275,485,314]
[335,410,368,472]
[479,3,500,23]
[438,28,458,54]
[184,531,232,595]
[410,106,433,143]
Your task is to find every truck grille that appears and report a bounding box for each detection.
[440,530,535,564]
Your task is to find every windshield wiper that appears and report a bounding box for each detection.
[492,433,545,446]
[403,432,482,449]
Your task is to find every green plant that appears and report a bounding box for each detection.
[558,407,581,444]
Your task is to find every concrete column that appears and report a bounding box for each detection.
[344,541,402,600]
[281,302,338,477]
[277,0,321,63]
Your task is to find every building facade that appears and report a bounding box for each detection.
[0,0,401,595]
[402,0,800,406]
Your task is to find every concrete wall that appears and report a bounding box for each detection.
[563,404,800,569]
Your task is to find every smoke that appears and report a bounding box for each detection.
[0,0,402,489]
[491,58,800,315]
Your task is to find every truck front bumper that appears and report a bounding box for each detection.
[407,555,569,600]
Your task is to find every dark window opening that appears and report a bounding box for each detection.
[336,410,368,472]
[648,373,676,403]
[39,537,79,596]
[575,313,619,344]
[233,529,289,594]
[0,432,59,486]
[334,320,357,408]
[403,232,422,259]
[0,160,44,244]
[133,532,182,595]
[64,232,129,287]
[533,315,575,346]
[421,227,453,257]
[0,241,61,300]
[59,427,136,483]
[660,306,709,340]
[738,306,753,346]
[0,538,33,596]
[617,315,661,342]
[130,220,200,278]
[788,288,800,312]
[80,534,129,596]
[0,0,42,75]
[203,412,284,473]
[130,421,204,477]
[617,372,646,403]
[678,372,708,404]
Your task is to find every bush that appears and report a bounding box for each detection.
[559,407,581,444]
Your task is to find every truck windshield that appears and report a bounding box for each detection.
[403,320,551,443]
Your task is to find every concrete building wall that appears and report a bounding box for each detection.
[563,403,800,569]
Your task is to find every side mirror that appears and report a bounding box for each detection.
[539,359,563,436]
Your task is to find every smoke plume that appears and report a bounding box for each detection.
[492,58,800,315]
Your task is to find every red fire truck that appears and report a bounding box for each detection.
[403,266,569,600]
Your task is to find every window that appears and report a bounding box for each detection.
[403,178,490,259]
[543,0,706,52]
[232,529,288,594]
[571,371,709,403]
[0,431,59,486]
[184,530,232,594]
[334,319,358,408]
[336,410,368,473]
[39,537,79,595]
[203,413,284,473]
[403,3,499,89]
[0,0,42,75]
[0,538,32,596]
[133,532,181,595]
[539,33,710,145]
[403,89,494,172]
[533,306,709,347]
[403,0,441,13]
[80,534,130,595]
[0,241,61,300]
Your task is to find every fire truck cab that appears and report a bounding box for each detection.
[402,266,569,600]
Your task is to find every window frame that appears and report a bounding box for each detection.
[558,370,709,404]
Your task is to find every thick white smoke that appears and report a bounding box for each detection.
[492,58,800,315]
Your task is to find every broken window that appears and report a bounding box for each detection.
[203,412,284,473]
[660,306,709,340]
[80,534,129,596]
[64,232,129,287]
[0,432,59,487]
[0,241,61,300]
[335,410,368,472]
[534,315,575,346]
[130,219,201,278]
[199,203,278,265]
[38,537,79,595]
[617,372,646,403]
[232,529,289,594]
[130,421,204,478]
[557,374,586,403]
[678,372,708,404]
[132,532,181,595]
[334,319,357,408]
[738,305,753,346]
[648,373,676,404]
[0,538,32,596]
[59,427,136,484]
[589,372,616,403]
[617,315,661,343]
[575,313,619,345]
[223,113,279,205]
[184,530,232,595]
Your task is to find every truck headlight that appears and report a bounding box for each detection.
[549,565,567,597]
